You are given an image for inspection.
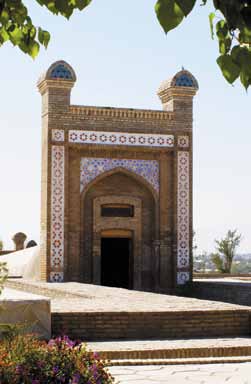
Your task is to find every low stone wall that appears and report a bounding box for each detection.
[194,273,251,279]
[52,309,250,341]
[191,280,251,307]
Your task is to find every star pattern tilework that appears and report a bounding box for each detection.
[80,158,159,194]
[69,130,174,148]
[52,129,65,142]
[177,151,190,284]
[178,136,189,148]
[50,146,65,282]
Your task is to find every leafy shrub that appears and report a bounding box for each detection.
[0,334,114,384]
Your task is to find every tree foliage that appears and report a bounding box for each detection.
[211,229,242,273]
[155,0,251,89]
[0,0,91,58]
[0,0,251,88]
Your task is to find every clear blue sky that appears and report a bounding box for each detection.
[0,0,250,254]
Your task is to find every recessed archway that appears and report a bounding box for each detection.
[81,168,157,290]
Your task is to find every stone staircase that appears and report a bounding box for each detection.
[87,338,251,365]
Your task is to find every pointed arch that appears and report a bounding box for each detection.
[81,166,158,203]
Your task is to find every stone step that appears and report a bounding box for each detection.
[88,338,251,361]
[109,356,251,366]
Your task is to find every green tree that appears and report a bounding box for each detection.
[155,1,251,89]
[0,239,3,251]
[211,229,242,273]
[0,1,251,89]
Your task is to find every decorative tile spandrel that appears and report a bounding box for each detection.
[80,157,159,194]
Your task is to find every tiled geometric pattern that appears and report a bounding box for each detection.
[69,130,174,148]
[175,74,195,87]
[50,146,64,281]
[178,136,189,148]
[177,271,190,285]
[80,157,159,193]
[52,129,65,142]
[177,151,190,284]
[50,272,64,282]
[50,64,74,80]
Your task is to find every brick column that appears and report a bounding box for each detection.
[37,61,76,282]
[157,69,198,287]
[159,153,173,290]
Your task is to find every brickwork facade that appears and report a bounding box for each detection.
[37,61,198,291]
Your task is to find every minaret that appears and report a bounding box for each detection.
[157,69,198,287]
[37,61,76,282]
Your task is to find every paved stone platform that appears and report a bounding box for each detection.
[6,279,251,340]
[6,279,250,312]
[109,362,251,383]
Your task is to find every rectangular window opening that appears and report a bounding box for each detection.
[101,204,134,217]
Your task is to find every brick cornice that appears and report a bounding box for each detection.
[70,105,174,121]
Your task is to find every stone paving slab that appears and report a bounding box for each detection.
[88,337,251,361]
[7,279,250,313]
[0,288,51,339]
[108,362,251,383]
[110,356,251,366]
[88,337,251,352]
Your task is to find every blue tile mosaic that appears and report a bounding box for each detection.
[175,74,195,87]
[50,64,73,80]
[80,158,159,194]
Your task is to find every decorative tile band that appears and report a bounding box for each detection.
[69,130,174,148]
[177,272,190,285]
[52,129,65,142]
[50,146,65,281]
[80,157,159,193]
[50,272,64,282]
[177,151,190,284]
[178,136,189,148]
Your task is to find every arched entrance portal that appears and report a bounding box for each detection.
[81,168,158,291]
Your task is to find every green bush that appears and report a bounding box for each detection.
[0,334,114,384]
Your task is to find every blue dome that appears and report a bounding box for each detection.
[175,73,196,87]
[50,63,74,80]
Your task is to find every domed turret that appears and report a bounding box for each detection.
[37,60,76,113]
[157,69,198,113]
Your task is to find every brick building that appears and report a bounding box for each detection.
[37,61,198,292]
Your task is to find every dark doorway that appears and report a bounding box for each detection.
[101,237,131,289]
